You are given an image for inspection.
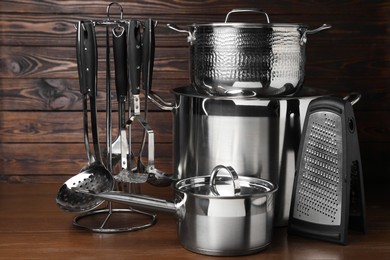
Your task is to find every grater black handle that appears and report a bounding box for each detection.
[289,221,345,244]
[308,96,344,115]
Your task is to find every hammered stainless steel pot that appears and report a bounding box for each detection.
[168,9,331,96]
[74,165,278,256]
[149,86,327,226]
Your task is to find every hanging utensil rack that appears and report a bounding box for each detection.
[72,2,157,233]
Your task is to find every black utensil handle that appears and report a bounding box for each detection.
[127,20,142,95]
[142,19,155,91]
[113,26,128,100]
[82,21,97,97]
[76,21,87,95]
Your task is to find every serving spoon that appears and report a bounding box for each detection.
[56,21,114,212]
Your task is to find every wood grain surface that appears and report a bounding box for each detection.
[0,0,389,183]
[0,182,389,259]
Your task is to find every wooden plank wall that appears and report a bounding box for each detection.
[0,0,389,184]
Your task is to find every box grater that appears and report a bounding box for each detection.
[288,96,366,244]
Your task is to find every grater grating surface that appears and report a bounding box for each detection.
[289,96,366,244]
[292,111,343,225]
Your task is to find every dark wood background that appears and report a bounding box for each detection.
[0,0,389,184]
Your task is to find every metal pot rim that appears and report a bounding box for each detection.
[189,22,308,29]
[172,86,328,100]
[173,86,260,100]
[174,175,278,199]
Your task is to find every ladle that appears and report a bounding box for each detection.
[76,21,95,171]
[56,21,114,212]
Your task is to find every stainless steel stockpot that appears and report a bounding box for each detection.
[168,9,331,97]
[149,86,326,226]
[75,165,278,256]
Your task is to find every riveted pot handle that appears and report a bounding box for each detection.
[300,24,332,45]
[210,165,241,196]
[225,8,270,23]
[306,23,332,34]
[167,24,195,44]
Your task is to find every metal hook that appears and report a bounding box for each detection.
[112,24,125,38]
[106,2,124,21]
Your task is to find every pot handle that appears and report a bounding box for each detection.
[300,24,332,45]
[73,188,178,214]
[224,8,270,23]
[166,24,195,44]
[343,92,361,106]
[210,165,241,196]
[148,92,175,111]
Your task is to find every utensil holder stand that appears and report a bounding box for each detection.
[72,2,157,233]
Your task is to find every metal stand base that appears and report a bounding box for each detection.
[73,203,156,233]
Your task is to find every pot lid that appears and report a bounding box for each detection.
[174,165,278,198]
[191,8,307,29]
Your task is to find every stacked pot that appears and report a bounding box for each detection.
[168,9,330,97]
[56,6,335,257]
[152,8,331,227]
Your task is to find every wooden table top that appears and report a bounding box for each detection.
[0,182,389,259]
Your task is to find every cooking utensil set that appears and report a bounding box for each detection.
[56,2,171,232]
[56,2,366,255]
